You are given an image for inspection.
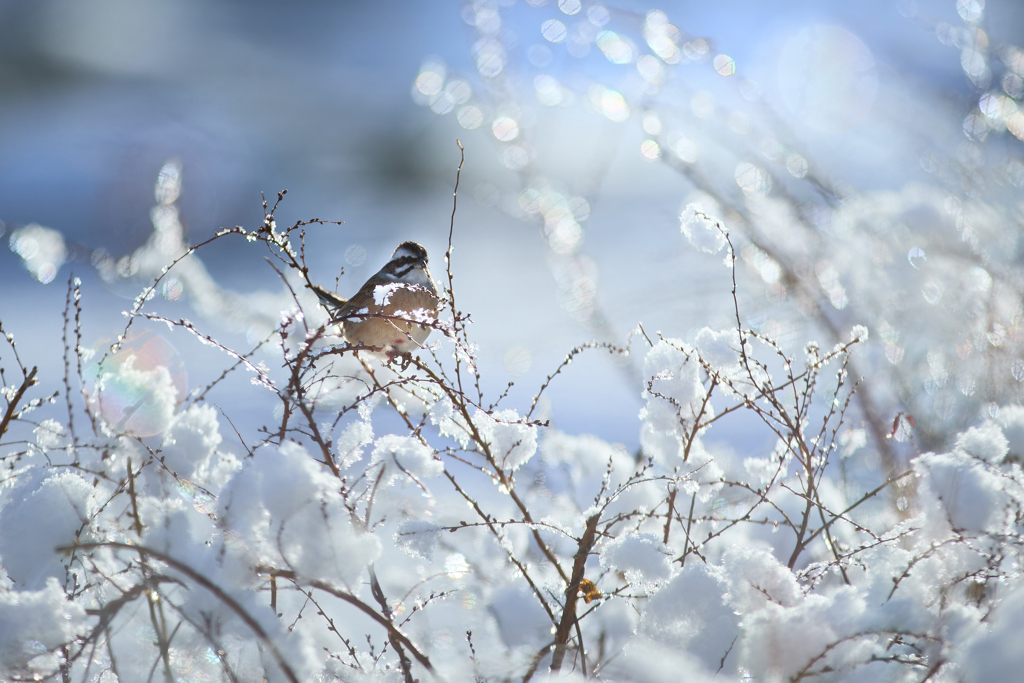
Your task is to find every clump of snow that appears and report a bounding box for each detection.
[680,203,727,254]
[33,419,68,450]
[956,422,1009,463]
[429,395,471,447]
[0,472,96,589]
[91,355,179,436]
[373,282,403,306]
[473,408,537,471]
[542,430,635,491]
[635,563,739,674]
[839,428,867,458]
[995,405,1024,461]
[694,327,740,369]
[640,339,707,437]
[395,519,442,560]
[601,533,673,587]
[218,441,380,584]
[371,434,442,483]
[721,545,802,611]
[0,578,88,675]
[740,587,864,679]
[915,450,1010,535]
[610,640,718,683]
[962,584,1024,682]
[542,430,630,474]
[336,418,373,468]
[744,453,780,486]
[720,546,910,680]
[160,403,223,480]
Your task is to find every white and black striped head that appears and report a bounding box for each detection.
[385,241,430,278]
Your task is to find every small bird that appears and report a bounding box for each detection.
[311,241,441,359]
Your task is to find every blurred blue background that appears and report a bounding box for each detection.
[1,0,1020,447]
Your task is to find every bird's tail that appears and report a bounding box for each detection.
[310,284,347,314]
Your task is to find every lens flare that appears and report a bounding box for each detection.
[86,331,187,437]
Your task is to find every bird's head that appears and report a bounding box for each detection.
[391,241,429,269]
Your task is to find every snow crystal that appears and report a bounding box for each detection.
[679,203,727,254]
[601,533,673,586]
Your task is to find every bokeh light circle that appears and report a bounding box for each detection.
[86,331,187,437]
[778,25,879,132]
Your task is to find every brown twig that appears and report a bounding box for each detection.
[550,513,600,672]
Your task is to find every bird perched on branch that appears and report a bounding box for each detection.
[311,241,441,360]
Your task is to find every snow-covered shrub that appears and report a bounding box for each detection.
[5,2,1024,681]
[3,177,1022,682]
